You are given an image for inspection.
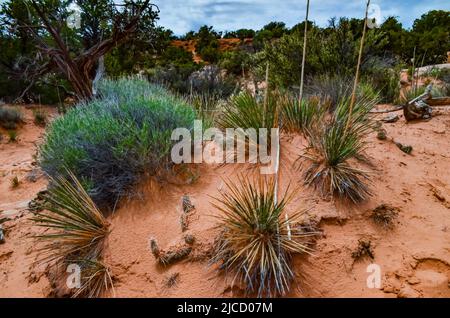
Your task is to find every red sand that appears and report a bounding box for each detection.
[1,105,449,298]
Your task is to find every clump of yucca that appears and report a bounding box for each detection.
[33,171,109,261]
[32,171,111,297]
[219,91,278,135]
[281,96,324,135]
[301,94,377,203]
[218,91,279,163]
[210,176,314,297]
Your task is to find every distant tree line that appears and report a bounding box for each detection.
[0,0,448,103]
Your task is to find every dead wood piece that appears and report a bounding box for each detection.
[0,224,5,244]
[382,114,399,123]
[182,195,195,214]
[425,97,450,106]
[158,246,192,266]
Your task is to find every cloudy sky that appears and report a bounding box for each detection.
[153,0,449,35]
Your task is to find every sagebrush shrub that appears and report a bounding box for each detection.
[0,106,23,130]
[39,77,196,211]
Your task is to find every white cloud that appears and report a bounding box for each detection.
[154,0,450,35]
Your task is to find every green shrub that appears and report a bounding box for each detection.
[39,77,197,211]
[0,106,23,130]
[7,129,17,142]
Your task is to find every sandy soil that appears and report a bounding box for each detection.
[0,104,449,298]
[0,105,56,297]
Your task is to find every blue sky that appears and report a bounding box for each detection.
[0,0,447,35]
[153,0,450,35]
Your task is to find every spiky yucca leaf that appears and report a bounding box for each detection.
[281,96,325,135]
[219,91,278,132]
[72,259,114,298]
[333,93,378,134]
[32,171,109,263]
[211,176,314,297]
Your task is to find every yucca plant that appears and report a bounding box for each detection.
[33,171,109,262]
[186,92,222,127]
[218,91,279,162]
[334,94,377,136]
[301,119,372,203]
[32,170,111,298]
[219,91,278,131]
[210,176,315,297]
[281,96,325,135]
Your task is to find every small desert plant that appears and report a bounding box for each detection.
[33,108,47,126]
[281,96,325,135]
[32,171,111,298]
[301,87,377,202]
[10,176,20,188]
[210,176,314,297]
[7,130,17,142]
[0,106,23,130]
[352,239,374,261]
[370,204,399,229]
[32,171,109,262]
[164,272,180,288]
